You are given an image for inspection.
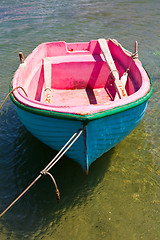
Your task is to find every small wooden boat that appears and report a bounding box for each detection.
[10,38,152,173]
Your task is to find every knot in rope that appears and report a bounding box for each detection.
[40,170,47,175]
[126,68,130,73]
[131,51,138,60]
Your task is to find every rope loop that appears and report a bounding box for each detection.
[0,86,28,111]
[45,171,60,203]
[41,170,60,202]
[44,88,52,92]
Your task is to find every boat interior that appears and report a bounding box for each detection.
[20,40,142,107]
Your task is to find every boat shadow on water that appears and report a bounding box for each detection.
[0,107,113,236]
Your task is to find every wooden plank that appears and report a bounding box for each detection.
[98,38,128,99]
[44,57,52,89]
[43,57,52,104]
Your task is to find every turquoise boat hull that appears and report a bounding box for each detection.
[10,40,153,173]
[15,101,147,173]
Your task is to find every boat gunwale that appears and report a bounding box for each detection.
[10,67,153,122]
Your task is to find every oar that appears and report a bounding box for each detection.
[98,38,128,99]
[114,71,128,100]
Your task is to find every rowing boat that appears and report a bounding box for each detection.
[10,38,152,173]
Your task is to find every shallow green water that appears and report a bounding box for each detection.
[0,0,160,239]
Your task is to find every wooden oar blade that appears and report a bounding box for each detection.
[98,38,128,99]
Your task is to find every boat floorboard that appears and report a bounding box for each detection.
[41,87,111,106]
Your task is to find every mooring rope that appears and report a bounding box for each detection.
[42,129,83,173]
[0,86,28,111]
[0,128,83,218]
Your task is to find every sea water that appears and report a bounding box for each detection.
[0,0,160,239]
